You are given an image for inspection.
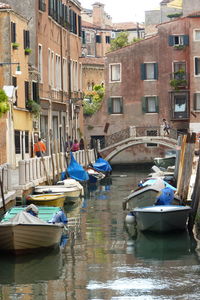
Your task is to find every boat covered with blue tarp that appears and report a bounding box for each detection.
[67,152,89,182]
[92,158,112,174]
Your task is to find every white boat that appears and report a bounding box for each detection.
[0,205,67,254]
[133,205,191,233]
[34,179,84,202]
[123,178,180,211]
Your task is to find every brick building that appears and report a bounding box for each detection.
[84,13,200,163]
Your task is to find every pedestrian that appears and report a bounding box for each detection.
[163,118,170,136]
[34,138,46,157]
[79,138,84,150]
[71,139,80,152]
[65,136,73,152]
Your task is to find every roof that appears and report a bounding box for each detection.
[112,22,144,30]
[80,57,105,66]
[0,2,11,9]
[82,20,99,29]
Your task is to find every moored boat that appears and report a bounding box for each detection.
[0,205,68,254]
[133,205,191,233]
[26,193,66,207]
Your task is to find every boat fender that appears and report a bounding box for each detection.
[125,212,136,224]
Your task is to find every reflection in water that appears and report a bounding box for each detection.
[0,248,64,285]
[1,165,200,299]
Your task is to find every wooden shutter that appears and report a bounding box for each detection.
[183,35,189,46]
[78,15,82,37]
[140,64,146,80]
[193,93,197,110]
[168,35,174,46]
[141,97,146,113]
[11,22,16,43]
[195,57,199,75]
[154,63,158,80]
[82,30,86,44]
[108,98,112,114]
[25,81,29,106]
[120,98,123,113]
[74,12,77,34]
[155,96,159,113]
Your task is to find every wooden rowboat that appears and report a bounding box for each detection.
[0,205,67,254]
[26,193,65,207]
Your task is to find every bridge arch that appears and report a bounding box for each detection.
[99,137,178,161]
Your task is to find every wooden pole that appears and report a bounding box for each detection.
[37,141,51,185]
[0,168,6,214]
[49,130,56,184]
[54,139,60,182]
[176,134,187,198]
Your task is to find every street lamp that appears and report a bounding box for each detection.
[0,62,21,75]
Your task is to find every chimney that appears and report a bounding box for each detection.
[92,2,105,27]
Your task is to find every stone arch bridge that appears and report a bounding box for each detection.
[99,126,178,161]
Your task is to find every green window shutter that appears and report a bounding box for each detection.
[108,98,112,114]
[183,35,189,46]
[120,98,123,113]
[194,93,197,110]
[141,64,146,80]
[155,96,159,113]
[142,97,146,113]
[82,30,86,44]
[154,63,158,80]
[168,35,174,46]
[195,57,199,75]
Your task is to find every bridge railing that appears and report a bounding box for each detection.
[104,126,178,148]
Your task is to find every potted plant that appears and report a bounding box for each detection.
[173,45,186,50]
[0,89,10,117]
[26,99,41,118]
[12,42,19,50]
[24,48,32,55]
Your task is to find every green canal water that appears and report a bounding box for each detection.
[0,164,200,300]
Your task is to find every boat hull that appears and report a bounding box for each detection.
[134,205,191,233]
[0,223,63,254]
[27,194,65,207]
[154,156,176,169]
[34,186,82,203]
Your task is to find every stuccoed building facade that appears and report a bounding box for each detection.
[84,12,200,164]
[3,0,83,154]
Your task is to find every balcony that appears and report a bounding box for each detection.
[170,70,189,90]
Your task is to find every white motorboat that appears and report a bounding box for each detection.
[34,179,84,202]
[133,205,191,233]
[123,178,180,211]
[0,205,67,254]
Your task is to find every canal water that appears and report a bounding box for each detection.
[0,164,200,300]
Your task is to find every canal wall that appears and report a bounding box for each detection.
[0,149,95,210]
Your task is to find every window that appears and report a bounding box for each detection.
[96,35,101,43]
[11,22,16,43]
[142,96,159,113]
[25,131,29,153]
[168,35,189,46]
[171,92,188,119]
[32,81,39,102]
[106,36,111,44]
[146,130,158,147]
[194,93,200,111]
[38,45,43,82]
[39,0,46,12]
[23,30,30,49]
[78,15,82,37]
[173,62,186,79]
[194,29,200,41]
[109,64,121,82]
[108,97,123,114]
[63,58,68,92]
[194,57,200,76]
[15,130,21,154]
[12,76,18,105]
[70,9,77,34]
[55,55,61,90]
[82,31,86,44]
[24,81,29,107]
[141,63,158,80]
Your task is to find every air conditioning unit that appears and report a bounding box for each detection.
[33,120,39,129]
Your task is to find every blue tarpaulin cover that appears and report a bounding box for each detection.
[92,158,112,173]
[155,187,174,205]
[67,152,89,182]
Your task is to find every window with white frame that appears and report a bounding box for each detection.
[108,97,123,114]
[79,62,82,92]
[194,57,200,76]
[55,55,61,90]
[38,44,43,82]
[109,64,121,82]
[194,93,200,111]
[63,58,68,92]
[74,61,78,91]
[142,96,158,113]
[141,63,158,80]
[194,29,200,41]
[70,60,73,92]
[51,51,54,88]
[48,49,51,85]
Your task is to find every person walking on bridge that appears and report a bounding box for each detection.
[163,118,170,136]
